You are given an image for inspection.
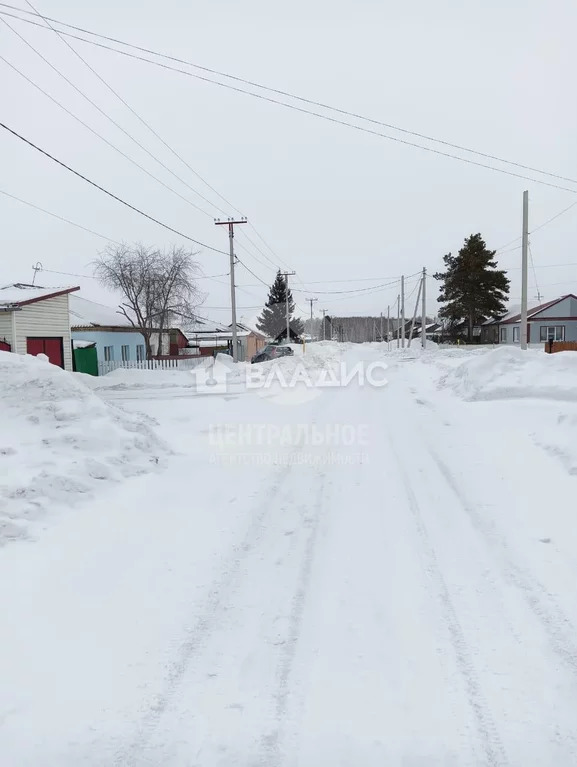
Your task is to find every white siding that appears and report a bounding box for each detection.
[13,293,74,371]
[0,312,13,347]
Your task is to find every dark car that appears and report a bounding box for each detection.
[250,344,294,364]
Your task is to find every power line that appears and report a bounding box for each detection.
[1,4,304,280]
[0,187,121,244]
[496,200,577,253]
[528,242,542,302]
[0,121,229,253]
[2,3,575,188]
[235,258,271,287]
[0,17,214,218]
[18,0,235,218]
[292,269,422,294]
[4,16,569,194]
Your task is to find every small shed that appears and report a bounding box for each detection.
[0,283,80,370]
[72,340,98,376]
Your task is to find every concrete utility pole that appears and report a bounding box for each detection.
[407,279,423,348]
[306,297,318,337]
[215,216,247,361]
[280,271,296,343]
[380,312,383,342]
[421,267,427,349]
[521,190,529,350]
[401,275,406,348]
[396,294,400,349]
[387,305,390,350]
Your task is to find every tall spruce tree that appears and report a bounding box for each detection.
[434,233,509,342]
[256,270,304,339]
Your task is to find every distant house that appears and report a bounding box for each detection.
[482,294,577,345]
[0,283,80,370]
[181,317,266,361]
[69,294,147,368]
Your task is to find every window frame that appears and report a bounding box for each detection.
[500,326,507,343]
[540,325,565,342]
[513,326,520,343]
[103,345,114,362]
[121,344,130,362]
[136,344,145,362]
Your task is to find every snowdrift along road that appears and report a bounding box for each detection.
[0,351,166,544]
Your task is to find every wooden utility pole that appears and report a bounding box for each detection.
[215,217,247,361]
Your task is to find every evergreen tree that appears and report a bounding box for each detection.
[256,270,304,339]
[434,233,509,343]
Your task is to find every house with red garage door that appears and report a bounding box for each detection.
[0,283,80,370]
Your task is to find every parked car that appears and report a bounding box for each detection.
[250,344,294,364]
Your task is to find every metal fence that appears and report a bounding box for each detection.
[98,357,207,376]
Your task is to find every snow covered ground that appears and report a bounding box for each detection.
[0,351,166,545]
[1,342,577,765]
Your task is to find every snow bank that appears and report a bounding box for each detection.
[0,352,166,544]
[442,346,577,402]
[82,361,209,391]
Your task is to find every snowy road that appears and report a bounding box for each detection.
[2,346,577,765]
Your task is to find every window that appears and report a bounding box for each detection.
[104,345,114,362]
[500,327,507,342]
[513,326,520,343]
[121,345,130,362]
[136,344,145,362]
[540,326,565,342]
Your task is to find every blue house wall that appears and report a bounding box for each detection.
[71,329,146,364]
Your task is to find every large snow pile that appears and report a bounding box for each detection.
[0,352,166,544]
[442,346,577,402]
[82,359,209,391]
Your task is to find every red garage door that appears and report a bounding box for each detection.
[26,337,64,368]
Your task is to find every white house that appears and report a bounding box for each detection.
[0,283,80,371]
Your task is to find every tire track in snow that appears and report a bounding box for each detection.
[114,455,300,766]
[256,468,327,767]
[390,435,509,767]
[428,448,577,676]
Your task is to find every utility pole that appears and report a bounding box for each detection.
[421,267,427,349]
[396,294,400,349]
[321,309,327,341]
[400,275,406,348]
[280,271,296,343]
[387,306,390,350]
[407,279,423,348]
[306,297,318,337]
[521,191,529,350]
[215,217,247,362]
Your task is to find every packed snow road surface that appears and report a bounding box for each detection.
[1,344,577,765]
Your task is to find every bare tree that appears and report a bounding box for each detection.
[93,243,203,359]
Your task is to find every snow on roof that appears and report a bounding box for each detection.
[483,299,546,325]
[0,283,79,307]
[181,316,230,336]
[500,295,577,324]
[69,294,133,328]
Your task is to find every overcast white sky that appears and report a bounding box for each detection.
[2,0,577,322]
